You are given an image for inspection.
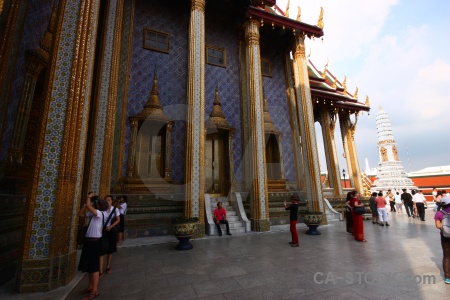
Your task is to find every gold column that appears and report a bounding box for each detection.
[99,0,124,196]
[284,52,305,191]
[291,35,324,214]
[243,19,269,231]
[185,0,205,232]
[319,109,343,197]
[339,110,363,194]
[16,0,100,292]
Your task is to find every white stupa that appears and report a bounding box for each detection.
[371,106,416,192]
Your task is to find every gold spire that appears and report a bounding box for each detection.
[354,87,358,99]
[365,95,370,107]
[322,58,329,79]
[285,0,290,17]
[263,89,280,134]
[379,105,383,110]
[132,67,170,123]
[296,6,301,21]
[342,76,347,94]
[206,84,232,130]
[317,7,324,29]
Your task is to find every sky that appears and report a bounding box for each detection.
[277,0,450,173]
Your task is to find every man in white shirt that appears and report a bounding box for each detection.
[412,190,427,221]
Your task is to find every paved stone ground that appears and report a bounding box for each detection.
[2,208,449,299]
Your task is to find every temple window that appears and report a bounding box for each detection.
[143,29,169,53]
[206,46,226,67]
[261,59,272,77]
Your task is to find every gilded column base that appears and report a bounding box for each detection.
[14,250,77,293]
[192,223,206,239]
[320,213,328,225]
[251,219,270,232]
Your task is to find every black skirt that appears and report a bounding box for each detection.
[99,230,117,255]
[78,238,100,273]
[118,214,125,233]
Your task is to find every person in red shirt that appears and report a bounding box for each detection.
[214,201,231,236]
[375,192,390,226]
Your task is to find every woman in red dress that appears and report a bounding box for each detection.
[350,190,367,242]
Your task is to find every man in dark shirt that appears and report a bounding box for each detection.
[401,189,414,217]
[285,194,299,247]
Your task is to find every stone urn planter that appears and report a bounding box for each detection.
[172,217,199,251]
[299,211,323,235]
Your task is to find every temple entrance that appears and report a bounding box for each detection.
[205,132,230,195]
[136,122,166,179]
[265,134,281,180]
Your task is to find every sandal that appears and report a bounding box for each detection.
[79,288,92,295]
[106,267,111,274]
[83,292,99,300]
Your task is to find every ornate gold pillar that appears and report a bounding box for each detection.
[243,19,269,231]
[185,0,205,233]
[283,52,305,191]
[85,0,124,197]
[291,35,324,214]
[318,109,343,197]
[15,0,101,292]
[339,110,363,194]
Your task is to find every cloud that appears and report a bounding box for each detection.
[278,0,450,171]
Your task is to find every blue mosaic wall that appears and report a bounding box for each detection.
[204,4,243,183]
[0,0,54,161]
[260,34,296,183]
[126,0,189,182]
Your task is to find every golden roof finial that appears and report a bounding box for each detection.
[296,6,301,21]
[285,0,290,17]
[343,76,347,94]
[317,7,324,29]
[322,58,329,79]
[354,87,358,99]
[365,95,370,107]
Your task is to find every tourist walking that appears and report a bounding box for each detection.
[284,194,299,247]
[99,195,120,277]
[117,195,128,246]
[77,192,106,300]
[387,190,396,212]
[214,201,232,236]
[401,189,414,217]
[434,194,450,284]
[394,192,403,213]
[345,192,354,234]
[376,192,390,226]
[413,190,427,221]
[369,192,379,224]
[349,190,367,242]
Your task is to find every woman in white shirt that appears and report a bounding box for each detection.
[99,195,120,277]
[77,192,105,299]
[117,195,128,246]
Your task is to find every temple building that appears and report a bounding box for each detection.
[371,107,416,192]
[0,0,369,292]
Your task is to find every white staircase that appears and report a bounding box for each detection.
[209,196,246,235]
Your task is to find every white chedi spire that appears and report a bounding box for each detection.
[371,107,416,192]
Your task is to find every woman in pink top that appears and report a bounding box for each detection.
[375,192,390,226]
